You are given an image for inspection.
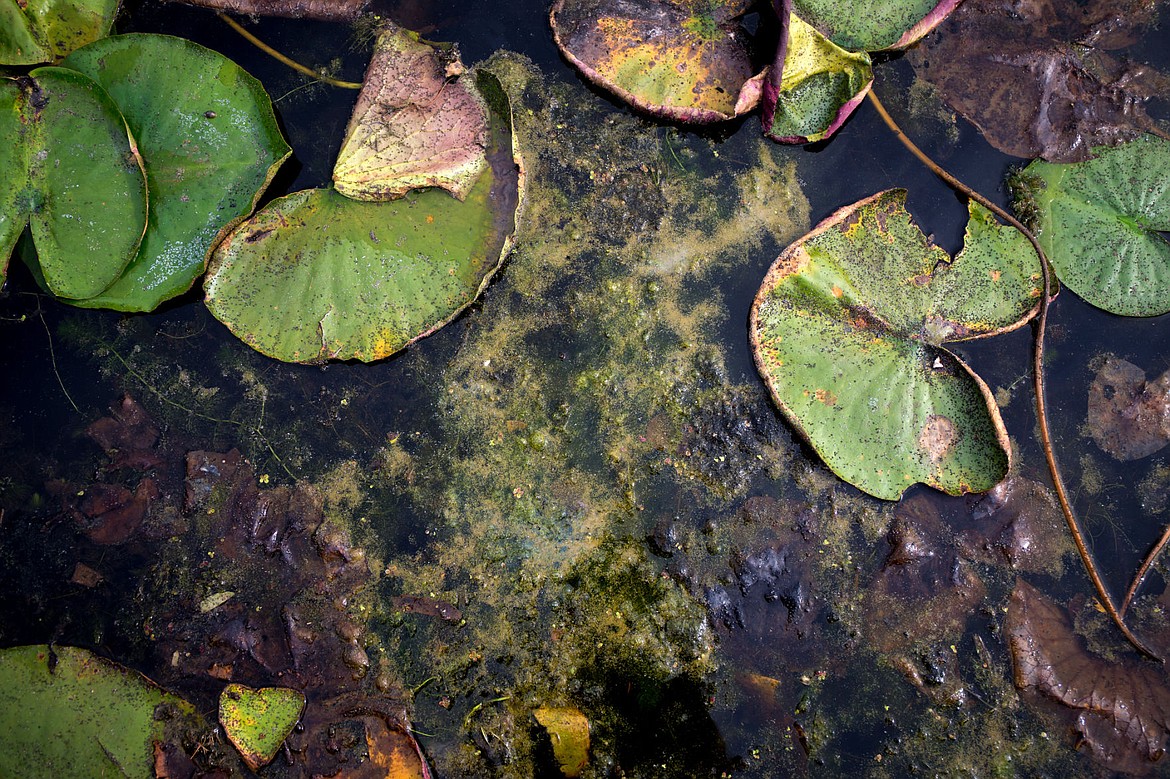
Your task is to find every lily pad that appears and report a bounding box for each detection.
[206,69,521,363]
[790,0,959,52]
[0,0,119,65]
[61,33,291,311]
[762,8,872,144]
[5,66,148,300]
[1013,134,1170,316]
[0,645,203,779]
[334,24,487,201]
[751,189,1041,499]
[549,0,760,123]
[0,80,26,286]
[534,706,591,778]
[219,683,306,771]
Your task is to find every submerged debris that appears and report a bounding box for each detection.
[1087,356,1170,461]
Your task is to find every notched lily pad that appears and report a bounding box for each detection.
[762,8,872,144]
[219,683,306,771]
[1012,134,1170,316]
[791,0,959,51]
[7,66,148,300]
[751,189,1041,499]
[1008,579,1170,775]
[333,24,488,202]
[1087,356,1170,461]
[60,34,291,312]
[207,69,522,363]
[550,0,761,123]
[0,0,119,65]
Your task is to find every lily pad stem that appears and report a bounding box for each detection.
[1122,522,1170,618]
[218,13,362,90]
[867,89,1162,661]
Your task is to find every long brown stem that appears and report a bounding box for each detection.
[1122,521,1170,617]
[218,13,363,90]
[867,90,1161,661]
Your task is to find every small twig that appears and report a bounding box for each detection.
[217,13,363,90]
[35,302,80,414]
[1122,521,1170,617]
[868,89,1162,661]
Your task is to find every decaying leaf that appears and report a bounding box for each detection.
[1087,356,1170,461]
[534,706,591,779]
[333,24,488,201]
[1007,579,1170,774]
[751,190,1040,499]
[163,0,368,21]
[909,0,1169,162]
[550,0,761,123]
[791,0,961,52]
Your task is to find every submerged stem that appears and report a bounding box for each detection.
[1122,521,1170,617]
[218,13,363,90]
[867,90,1162,661]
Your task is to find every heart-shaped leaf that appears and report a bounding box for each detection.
[333,24,487,201]
[218,683,305,772]
[762,9,872,144]
[1012,134,1170,317]
[5,66,148,300]
[549,0,761,123]
[0,0,119,65]
[60,33,291,311]
[791,0,960,52]
[751,189,1041,499]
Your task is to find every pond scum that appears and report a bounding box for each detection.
[8,51,1131,779]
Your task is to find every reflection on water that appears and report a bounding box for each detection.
[1,2,1169,777]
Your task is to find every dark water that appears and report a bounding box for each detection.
[2,2,1170,777]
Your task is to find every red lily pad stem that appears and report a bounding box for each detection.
[762,0,793,118]
[868,89,1161,662]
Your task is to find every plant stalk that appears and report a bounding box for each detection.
[218,13,363,90]
[867,89,1161,661]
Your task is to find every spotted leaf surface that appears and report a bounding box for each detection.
[219,683,305,772]
[550,0,760,123]
[1013,134,1170,316]
[333,24,487,202]
[762,11,872,144]
[0,80,27,286]
[0,0,119,65]
[751,190,1040,499]
[791,0,960,52]
[206,71,520,364]
[61,34,291,312]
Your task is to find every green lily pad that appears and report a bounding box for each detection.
[751,189,1041,499]
[219,683,306,772]
[0,645,203,779]
[762,10,872,144]
[334,24,487,201]
[206,69,521,363]
[0,0,119,65]
[61,33,291,311]
[550,0,761,123]
[10,66,148,300]
[0,80,27,286]
[791,0,960,52]
[1012,134,1170,317]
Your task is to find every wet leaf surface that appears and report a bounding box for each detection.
[1087,356,1170,461]
[1012,134,1170,317]
[218,683,306,771]
[533,706,591,778]
[792,0,959,52]
[550,0,760,123]
[762,10,873,144]
[909,0,1169,162]
[1007,578,1170,775]
[333,24,488,202]
[751,190,1040,499]
[162,0,368,20]
[62,33,291,312]
[0,0,119,65]
[0,645,204,779]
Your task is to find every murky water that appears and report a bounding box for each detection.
[2,2,1170,777]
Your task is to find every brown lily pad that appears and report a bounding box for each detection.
[1007,579,1170,774]
[163,0,368,21]
[909,0,1170,162]
[550,0,761,123]
[1087,356,1170,461]
[332,24,489,202]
